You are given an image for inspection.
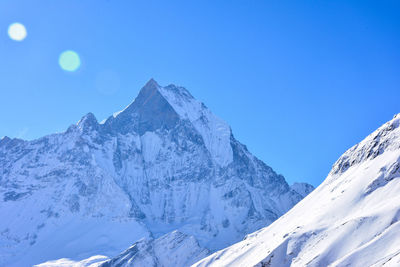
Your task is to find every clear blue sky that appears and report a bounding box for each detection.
[1,0,399,186]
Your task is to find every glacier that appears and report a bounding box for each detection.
[0,79,311,266]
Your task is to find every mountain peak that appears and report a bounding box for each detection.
[0,136,11,146]
[142,78,160,93]
[0,136,10,141]
[77,112,99,133]
[104,79,180,135]
[102,80,234,166]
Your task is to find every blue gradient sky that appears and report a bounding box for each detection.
[1,0,399,186]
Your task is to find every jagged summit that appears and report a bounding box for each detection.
[103,79,180,135]
[0,135,24,148]
[106,79,198,125]
[143,78,159,90]
[85,79,234,166]
[78,112,97,123]
[77,112,99,132]
[77,79,206,137]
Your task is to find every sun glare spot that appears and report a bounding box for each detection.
[59,50,81,72]
[8,23,27,41]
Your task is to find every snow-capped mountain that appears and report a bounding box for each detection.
[0,79,311,266]
[194,113,400,267]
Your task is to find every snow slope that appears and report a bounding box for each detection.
[194,113,400,267]
[0,79,311,266]
[36,231,208,267]
[99,231,208,267]
[35,256,108,267]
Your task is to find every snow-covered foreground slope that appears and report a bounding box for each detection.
[194,113,400,267]
[99,231,208,267]
[35,256,108,267]
[36,231,207,267]
[0,79,312,266]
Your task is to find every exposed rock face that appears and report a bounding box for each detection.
[0,79,310,266]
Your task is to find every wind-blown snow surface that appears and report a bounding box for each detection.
[0,79,310,266]
[194,114,400,267]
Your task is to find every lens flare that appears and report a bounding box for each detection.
[8,23,27,41]
[59,50,81,72]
